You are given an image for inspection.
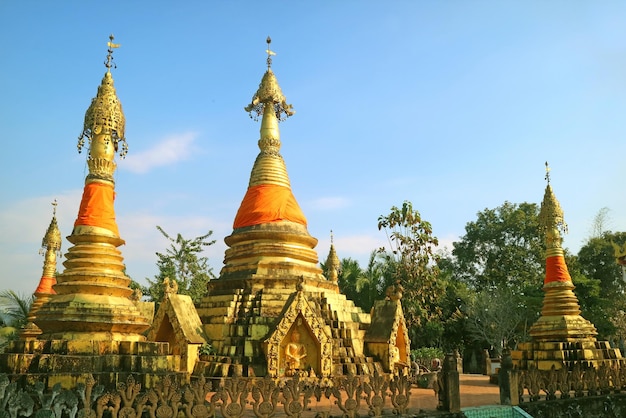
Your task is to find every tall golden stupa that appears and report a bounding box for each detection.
[513,164,622,370]
[195,38,410,378]
[0,36,182,388]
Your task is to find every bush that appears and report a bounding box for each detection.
[411,347,444,370]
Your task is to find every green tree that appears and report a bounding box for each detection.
[448,202,545,352]
[143,226,217,304]
[451,202,544,292]
[464,286,536,356]
[354,251,386,312]
[333,257,363,305]
[377,201,444,346]
[575,230,626,339]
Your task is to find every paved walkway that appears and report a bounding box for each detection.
[410,373,500,412]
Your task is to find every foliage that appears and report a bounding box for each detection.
[451,201,544,292]
[410,347,445,370]
[575,230,626,339]
[446,202,546,353]
[377,201,444,346]
[143,226,217,305]
[463,286,537,356]
[0,290,33,353]
[354,251,386,312]
[0,290,33,329]
[199,342,215,356]
[333,257,362,307]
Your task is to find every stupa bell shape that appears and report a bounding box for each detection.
[35,43,149,341]
[221,53,325,285]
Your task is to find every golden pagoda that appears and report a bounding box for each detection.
[195,38,409,378]
[20,201,62,341]
[513,163,622,370]
[0,36,182,388]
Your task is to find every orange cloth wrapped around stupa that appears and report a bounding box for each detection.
[233,184,307,229]
[34,276,56,295]
[74,182,120,236]
[544,255,572,284]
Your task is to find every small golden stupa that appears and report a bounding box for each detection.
[20,201,62,341]
[195,38,409,378]
[513,163,622,370]
[0,36,182,388]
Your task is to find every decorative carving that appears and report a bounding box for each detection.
[265,290,332,377]
[526,366,543,402]
[363,370,388,417]
[163,277,179,298]
[214,376,248,418]
[332,374,362,418]
[250,376,279,418]
[281,374,314,418]
[389,372,410,415]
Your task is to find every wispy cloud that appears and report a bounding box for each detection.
[120,132,199,174]
[309,196,351,211]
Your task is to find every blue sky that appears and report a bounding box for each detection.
[2,1,626,296]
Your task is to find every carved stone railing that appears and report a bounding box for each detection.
[499,360,626,405]
[0,371,412,418]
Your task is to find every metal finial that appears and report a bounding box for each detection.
[545,161,551,184]
[330,230,334,245]
[266,36,276,69]
[51,199,57,217]
[105,34,120,71]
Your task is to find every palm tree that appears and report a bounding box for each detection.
[355,251,386,311]
[0,289,33,331]
[337,258,363,306]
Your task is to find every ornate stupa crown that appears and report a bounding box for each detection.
[36,200,61,293]
[77,35,127,182]
[538,162,567,255]
[40,200,62,258]
[244,36,295,123]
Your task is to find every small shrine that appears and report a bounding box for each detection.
[512,164,622,370]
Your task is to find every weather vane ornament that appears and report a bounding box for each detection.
[40,199,62,257]
[105,34,120,70]
[265,36,276,69]
[245,36,295,122]
[538,162,567,252]
[77,34,128,166]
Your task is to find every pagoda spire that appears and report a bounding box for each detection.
[325,231,340,283]
[35,36,150,341]
[233,36,305,228]
[217,37,326,285]
[21,201,61,340]
[528,163,597,341]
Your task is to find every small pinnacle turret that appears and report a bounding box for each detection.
[325,231,340,283]
[21,201,61,340]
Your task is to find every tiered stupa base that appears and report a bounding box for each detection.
[513,340,622,370]
[0,339,185,389]
[194,277,380,378]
